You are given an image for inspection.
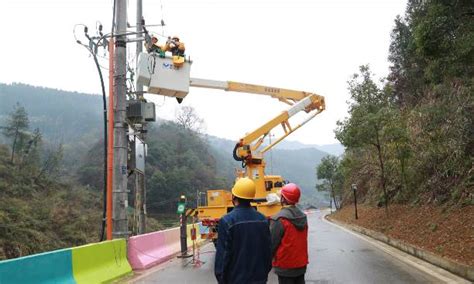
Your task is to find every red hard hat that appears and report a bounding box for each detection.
[281,183,301,204]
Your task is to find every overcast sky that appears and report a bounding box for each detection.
[0,0,407,145]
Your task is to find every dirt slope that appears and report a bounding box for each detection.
[329,205,474,266]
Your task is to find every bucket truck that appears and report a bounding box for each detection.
[136,53,325,241]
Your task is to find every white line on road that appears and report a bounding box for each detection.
[322,213,470,284]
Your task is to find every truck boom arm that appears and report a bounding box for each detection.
[189,77,326,165]
[190,78,325,107]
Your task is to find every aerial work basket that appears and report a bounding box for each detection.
[136,52,192,99]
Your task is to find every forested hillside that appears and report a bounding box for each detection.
[328,0,472,207]
[0,83,330,206]
[0,83,102,144]
[0,104,101,259]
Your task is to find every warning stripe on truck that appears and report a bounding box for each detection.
[186,208,198,216]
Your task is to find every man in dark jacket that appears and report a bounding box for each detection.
[214,177,272,284]
[270,183,308,284]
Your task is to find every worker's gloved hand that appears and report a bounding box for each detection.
[266,193,280,205]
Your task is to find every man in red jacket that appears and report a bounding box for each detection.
[270,183,308,284]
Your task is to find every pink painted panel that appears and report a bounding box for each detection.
[127,227,181,270]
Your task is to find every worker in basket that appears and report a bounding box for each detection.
[167,36,185,56]
[270,183,309,284]
[145,36,162,54]
[163,36,186,67]
[214,177,272,284]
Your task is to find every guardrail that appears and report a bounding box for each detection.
[0,223,206,282]
[72,239,132,283]
[127,226,181,270]
[0,248,75,284]
[128,223,205,270]
[0,240,132,284]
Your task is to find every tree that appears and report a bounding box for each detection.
[35,144,64,183]
[335,66,395,213]
[334,0,473,207]
[387,0,473,203]
[2,103,29,164]
[175,106,205,133]
[388,15,424,107]
[389,1,473,105]
[18,128,42,173]
[144,122,227,214]
[316,155,343,210]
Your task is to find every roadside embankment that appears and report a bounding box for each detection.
[327,204,473,280]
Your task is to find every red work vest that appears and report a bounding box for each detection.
[273,218,309,269]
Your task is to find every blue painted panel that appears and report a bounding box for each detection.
[0,248,75,284]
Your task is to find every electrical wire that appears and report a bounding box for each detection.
[147,55,156,75]
[160,0,165,36]
[96,21,103,33]
[73,24,90,47]
[127,78,136,96]
[96,51,108,242]
[73,22,109,242]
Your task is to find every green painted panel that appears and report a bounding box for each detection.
[71,239,132,284]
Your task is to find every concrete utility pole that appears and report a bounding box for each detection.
[136,0,143,63]
[113,0,129,239]
[135,0,146,234]
[136,169,146,233]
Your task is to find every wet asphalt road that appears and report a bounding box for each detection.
[130,210,439,283]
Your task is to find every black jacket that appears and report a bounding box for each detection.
[214,205,272,284]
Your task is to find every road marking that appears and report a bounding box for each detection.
[322,213,470,284]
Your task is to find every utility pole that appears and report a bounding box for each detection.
[135,0,146,235]
[136,0,143,61]
[113,0,129,239]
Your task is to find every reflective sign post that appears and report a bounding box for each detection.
[177,195,192,258]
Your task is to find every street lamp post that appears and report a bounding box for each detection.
[351,184,358,220]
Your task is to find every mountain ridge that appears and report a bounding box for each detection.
[0,82,331,205]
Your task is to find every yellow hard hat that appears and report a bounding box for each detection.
[231,177,256,200]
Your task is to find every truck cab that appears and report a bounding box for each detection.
[197,175,285,241]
